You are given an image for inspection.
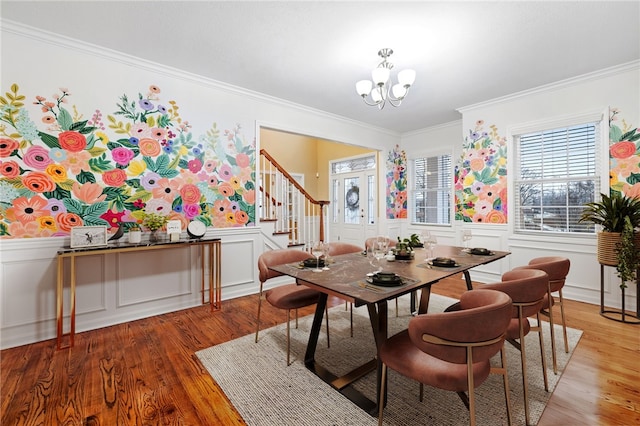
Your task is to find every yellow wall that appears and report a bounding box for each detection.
[261,128,375,200]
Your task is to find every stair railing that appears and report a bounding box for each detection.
[259,149,329,247]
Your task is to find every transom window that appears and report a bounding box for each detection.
[514,122,600,234]
[411,154,452,225]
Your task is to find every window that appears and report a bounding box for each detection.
[514,122,600,234]
[411,154,452,225]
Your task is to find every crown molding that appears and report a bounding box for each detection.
[1,19,398,137]
[456,60,640,114]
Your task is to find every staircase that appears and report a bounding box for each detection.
[258,149,329,249]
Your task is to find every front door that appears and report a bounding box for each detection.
[329,169,377,247]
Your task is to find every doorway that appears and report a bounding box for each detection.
[328,154,378,246]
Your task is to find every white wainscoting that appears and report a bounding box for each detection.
[0,228,263,349]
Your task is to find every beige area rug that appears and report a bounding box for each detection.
[196,294,582,425]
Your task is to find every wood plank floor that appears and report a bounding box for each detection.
[2,277,639,425]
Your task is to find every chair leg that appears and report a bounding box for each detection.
[286,309,292,366]
[518,310,531,426]
[378,363,388,426]
[325,305,330,348]
[493,346,513,426]
[255,287,264,343]
[350,303,353,337]
[546,289,559,375]
[558,289,569,353]
[535,313,549,392]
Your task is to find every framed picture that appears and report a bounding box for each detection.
[70,226,108,248]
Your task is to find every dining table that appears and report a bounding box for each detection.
[268,245,510,415]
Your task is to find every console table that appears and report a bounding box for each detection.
[56,237,221,349]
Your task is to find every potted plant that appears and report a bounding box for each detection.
[142,212,168,242]
[579,192,640,286]
[394,237,415,260]
[128,224,142,244]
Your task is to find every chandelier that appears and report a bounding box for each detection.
[355,48,416,109]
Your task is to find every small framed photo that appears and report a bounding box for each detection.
[70,226,108,248]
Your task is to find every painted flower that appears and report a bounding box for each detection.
[139,138,162,157]
[141,172,162,190]
[101,209,125,229]
[102,168,128,187]
[145,198,172,216]
[236,153,250,168]
[235,210,249,225]
[6,195,49,224]
[72,181,107,204]
[0,138,19,158]
[152,178,181,203]
[180,183,201,204]
[126,159,147,177]
[610,141,636,159]
[111,147,135,166]
[61,150,91,175]
[485,210,507,224]
[58,131,87,152]
[218,164,233,181]
[182,203,200,220]
[243,189,255,204]
[56,212,83,232]
[22,171,56,193]
[1,161,20,178]
[23,146,53,170]
[46,198,66,216]
[37,216,57,231]
[218,182,235,197]
[187,158,203,173]
[45,164,68,182]
[130,122,152,139]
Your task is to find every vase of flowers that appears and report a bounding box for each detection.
[142,212,168,243]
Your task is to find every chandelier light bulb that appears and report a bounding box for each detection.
[355,48,415,109]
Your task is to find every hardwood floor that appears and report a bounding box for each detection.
[2,277,639,425]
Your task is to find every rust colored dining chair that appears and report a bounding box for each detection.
[481,268,549,426]
[378,289,514,426]
[514,256,570,374]
[255,248,330,366]
[324,241,363,337]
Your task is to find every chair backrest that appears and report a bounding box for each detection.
[515,257,570,292]
[364,237,397,250]
[407,289,512,365]
[326,242,363,256]
[257,249,311,283]
[483,269,548,318]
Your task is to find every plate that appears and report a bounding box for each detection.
[367,273,404,287]
[302,258,324,268]
[470,248,493,256]
[430,257,459,268]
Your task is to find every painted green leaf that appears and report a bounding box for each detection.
[57,107,73,131]
[69,120,88,132]
[38,131,61,149]
[620,129,638,141]
[89,155,112,173]
[158,168,179,178]
[627,172,640,185]
[610,124,623,142]
[43,187,70,200]
[63,198,84,215]
[76,170,96,184]
[85,201,109,217]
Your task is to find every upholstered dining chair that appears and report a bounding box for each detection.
[514,256,570,374]
[481,268,549,426]
[377,289,514,426]
[324,241,363,337]
[255,248,330,366]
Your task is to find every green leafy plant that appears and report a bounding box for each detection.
[579,192,640,232]
[616,216,639,287]
[142,212,168,231]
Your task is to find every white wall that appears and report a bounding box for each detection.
[0,22,399,349]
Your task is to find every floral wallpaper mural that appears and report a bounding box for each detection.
[386,144,407,219]
[454,120,507,223]
[609,108,640,199]
[0,84,255,239]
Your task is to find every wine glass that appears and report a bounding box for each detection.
[321,242,330,270]
[461,229,473,253]
[425,234,438,260]
[373,241,386,272]
[311,241,324,273]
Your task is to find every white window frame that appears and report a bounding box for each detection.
[409,152,452,226]
[509,110,607,236]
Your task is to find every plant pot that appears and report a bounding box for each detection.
[128,230,142,244]
[597,231,640,266]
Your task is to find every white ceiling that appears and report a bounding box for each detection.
[2,1,639,133]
